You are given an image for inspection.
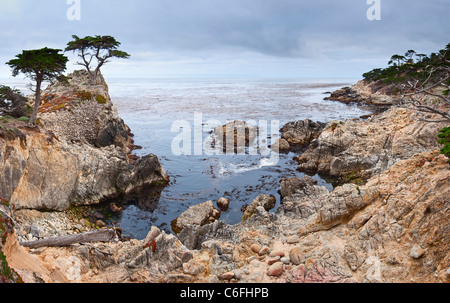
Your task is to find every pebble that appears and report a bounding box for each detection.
[410,245,425,259]
[258,245,269,256]
[280,257,290,264]
[287,235,300,244]
[267,256,281,265]
[269,251,285,258]
[289,247,305,265]
[250,244,261,254]
[219,272,235,280]
[267,262,284,277]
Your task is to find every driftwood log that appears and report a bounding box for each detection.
[19,229,118,249]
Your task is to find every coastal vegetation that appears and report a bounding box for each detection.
[363,43,450,158]
[65,35,130,85]
[6,48,68,126]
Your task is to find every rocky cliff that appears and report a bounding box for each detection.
[0,70,169,211]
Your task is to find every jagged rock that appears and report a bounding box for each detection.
[242,194,276,221]
[0,70,169,211]
[324,80,393,106]
[214,120,258,153]
[296,107,446,181]
[172,201,218,234]
[280,175,318,198]
[280,119,325,151]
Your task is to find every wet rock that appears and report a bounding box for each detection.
[214,120,258,153]
[280,175,317,198]
[270,138,290,153]
[217,197,230,211]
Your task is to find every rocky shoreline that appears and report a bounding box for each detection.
[1,77,449,283]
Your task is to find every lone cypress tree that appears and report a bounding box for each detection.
[65,35,130,85]
[6,48,68,126]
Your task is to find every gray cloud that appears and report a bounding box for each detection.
[0,0,449,78]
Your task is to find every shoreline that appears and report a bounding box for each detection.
[1,76,449,283]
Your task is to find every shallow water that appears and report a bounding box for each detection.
[106,77,371,239]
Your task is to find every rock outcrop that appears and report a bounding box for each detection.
[324,80,394,107]
[171,201,221,234]
[0,70,169,211]
[271,119,325,154]
[296,107,446,182]
[214,120,258,153]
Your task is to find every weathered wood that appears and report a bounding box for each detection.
[19,229,118,249]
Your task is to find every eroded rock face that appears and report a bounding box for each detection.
[324,80,394,106]
[279,119,325,152]
[0,70,169,211]
[296,107,446,181]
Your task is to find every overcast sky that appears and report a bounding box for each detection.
[0,0,449,80]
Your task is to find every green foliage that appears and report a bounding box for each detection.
[6,48,68,82]
[6,48,68,126]
[78,90,93,101]
[95,94,107,104]
[362,42,450,85]
[438,127,450,158]
[65,35,130,85]
[0,85,28,118]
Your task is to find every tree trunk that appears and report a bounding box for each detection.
[19,229,118,249]
[90,69,97,85]
[29,78,42,126]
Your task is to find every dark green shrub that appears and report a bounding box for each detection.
[96,94,107,104]
[438,127,450,159]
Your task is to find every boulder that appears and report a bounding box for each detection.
[214,120,258,153]
[217,197,230,211]
[171,201,219,234]
[280,175,318,198]
[242,194,276,221]
[280,119,325,151]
